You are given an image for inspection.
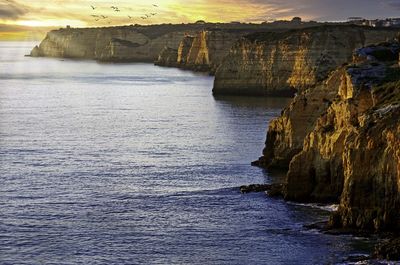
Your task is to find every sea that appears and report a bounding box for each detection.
[0,42,375,264]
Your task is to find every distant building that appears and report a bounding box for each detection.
[342,17,400,28]
[388,18,400,27]
[348,17,364,21]
[347,17,366,26]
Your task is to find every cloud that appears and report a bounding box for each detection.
[383,0,400,10]
[242,0,400,21]
[2,0,400,30]
[0,0,29,19]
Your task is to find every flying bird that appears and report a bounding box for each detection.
[91,5,96,10]
[110,6,121,12]
[150,13,157,16]
[101,15,108,19]
[153,4,158,7]
[128,15,132,19]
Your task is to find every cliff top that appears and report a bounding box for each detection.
[243,25,400,43]
[47,21,337,40]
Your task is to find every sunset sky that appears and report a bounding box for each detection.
[1,0,400,40]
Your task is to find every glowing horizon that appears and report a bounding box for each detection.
[1,0,400,40]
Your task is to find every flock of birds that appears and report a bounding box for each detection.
[89,4,159,24]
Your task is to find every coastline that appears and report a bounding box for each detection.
[21,23,400,262]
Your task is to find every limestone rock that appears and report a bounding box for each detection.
[240,184,271,193]
[155,46,178,67]
[30,45,41,57]
[374,238,400,260]
[213,26,400,96]
[256,69,342,170]
[239,183,285,196]
[156,30,248,73]
[177,35,195,64]
[30,26,191,62]
[258,42,400,231]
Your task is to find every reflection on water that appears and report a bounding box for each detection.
[0,42,373,264]
[214,95,290,109]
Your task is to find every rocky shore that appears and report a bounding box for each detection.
[253,41,399,240]
[246,40,400,261]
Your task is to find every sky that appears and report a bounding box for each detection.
[1,0,400,40]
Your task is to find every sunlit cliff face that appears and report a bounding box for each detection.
[0,0,400,40]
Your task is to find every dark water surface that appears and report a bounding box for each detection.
[0,42,372,264]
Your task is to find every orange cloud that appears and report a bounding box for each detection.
[1,0,399,40]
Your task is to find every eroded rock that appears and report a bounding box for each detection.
[259,42,400,231]
[374,238,400,261]
[213,26,400,96]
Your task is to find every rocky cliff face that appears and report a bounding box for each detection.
[156,47,178,67]
[32,23,318,64]
[31,26,190,62]
[213,26,400,96]
[255,69,342,169]
[259,42,400,231]
[156,30,248,73]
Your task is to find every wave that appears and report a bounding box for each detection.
[288,201,339,212]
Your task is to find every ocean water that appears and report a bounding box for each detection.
[0,42,373,264]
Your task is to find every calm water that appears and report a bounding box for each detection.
[0,42,372,264]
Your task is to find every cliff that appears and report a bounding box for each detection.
[155,30,251,73]
[156,47,178,67]
[213,26,400,96]
[31,22,320,63]
[30,26,190,62]
[258,42,400,231]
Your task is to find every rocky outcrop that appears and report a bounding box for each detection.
[213,26,400,96]
[253,72,341,169]
[31,26,188,62]
[331,73,400,231]
[155,47,178,67]
[156,30,250,73]
[374,238,400,260]
[258,42,400,231]
[255,42,400,171]
[239,183,285,197]
[177,35,195,64]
